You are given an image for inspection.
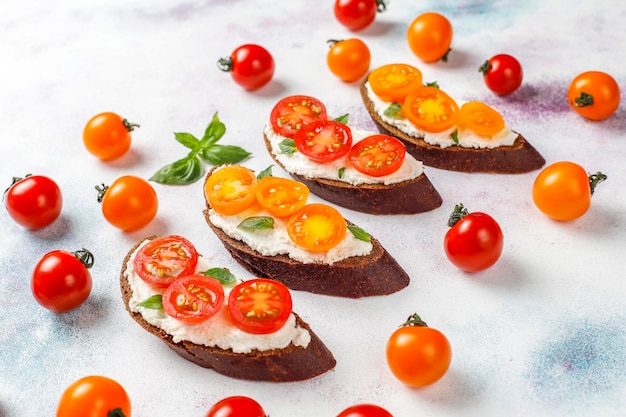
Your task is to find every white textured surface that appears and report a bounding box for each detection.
[1,1,625,416]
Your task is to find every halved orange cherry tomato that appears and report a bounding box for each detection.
[348,134,406,177]
[228,278,293,334]
[204,165,257,216]
[162,275,225,324]
[458,101,505,136]
[404,86,459,133]
[368,63,423,103]
[294,119,353,162]
[270,95,328,139]
[255,176,310,218]
[134,235,199,288]
[287,203,347,252]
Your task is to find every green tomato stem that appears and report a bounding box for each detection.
[447,203,469,227]
[122,119,140,132]
[376,0,387,12]
[589,172,607,196]
[95,184,109,203]
[402,313,428,328]
[217,56,233,72]
[574,92,594,107]
[73,248,95,269]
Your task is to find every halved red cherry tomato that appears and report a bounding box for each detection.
[269,95,328,139]
[294,120,353,162]
[162,275,225,324]
[567,71,620,121]
[458,101,505,136]
[407,12,453,63]
[204,165,258,216]
[134,235,199,288]
[386,313,452,387]
[367,63,423,103]
[255,176,309,218]
[228,278,293,334]
[404,86,459,133]
[348,134,406,177]
[287,203,347,252]
[4,174,62,229]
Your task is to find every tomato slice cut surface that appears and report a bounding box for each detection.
[368,63,424,103]
[255,176,310,218]
[228,278,293,334]
[204,165,258,216]
[458,101,505,136]
[348,134,406,177]
[270,95,328,139]
[404,86,459,133]
[162,275,225,324]
[134,235,199,288]
[294,120,353,162]
[286,203,347,252]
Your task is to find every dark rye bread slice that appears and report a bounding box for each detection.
[263,132,442,214]
[120,236,336,382]
[203,208,410,298]
[360,81,546,173]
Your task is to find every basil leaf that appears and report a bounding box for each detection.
[202,267,236,286]
[149,154,205,185]
[174,132,200,150]
[199,144,251,165]
[238,216,275,230]
[426,80,440,88]
[278,139,296,154]
[200,112,226,147]
[137,294,163,309]
[450,129,459,145]
[338,167,346,178]
[334,113,349,124]
[347,225,371,242]
[383,103,403,119]
[257,165,274,179]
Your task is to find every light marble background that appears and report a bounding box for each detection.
[1,1,625,416]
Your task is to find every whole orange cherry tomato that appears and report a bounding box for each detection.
[327,38,371,83]
[386,313,452,387]
[407,12,453,63]
[567,71,620,120]
[83,112,139,161]
[57,375,131,417]
[532,161,607,221]
[97,175,158,232]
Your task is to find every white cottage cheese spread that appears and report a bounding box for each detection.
[364,82,518,149]
[264,123,424,186]
[125,240,311,354]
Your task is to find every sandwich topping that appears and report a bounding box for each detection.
[125,236,311,354]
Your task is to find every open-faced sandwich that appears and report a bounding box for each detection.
[202,164,410,298]
[120,234,336,382]
[360,63,545,173]
[263,94,442,214]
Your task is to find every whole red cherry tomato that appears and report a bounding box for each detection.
[334,0,387,31]
[337,403,393,417]
[96,175,158,232]
[567,71,620,120]
[4,174,62,229]
[83,112,139,161]
[443,203,504,272]
[57,375,131,417]
[386,313,452,387]
[218,44,275,91]
[205,396,267,417]
[479,54,523,95]
[31,249,94,313]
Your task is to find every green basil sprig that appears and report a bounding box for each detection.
[149,112,251,185]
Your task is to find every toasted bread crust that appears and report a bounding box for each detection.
[120,236,336,382]
[263,132,442,214]
[360,80,545,173]
[203,209,410,298]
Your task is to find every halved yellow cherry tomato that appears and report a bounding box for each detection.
[458,101,505,136]
[286,204,347,252]
[403,86,459,133]
[368,63,423,103]
[255,176,310,218]
[204,165,257,215]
